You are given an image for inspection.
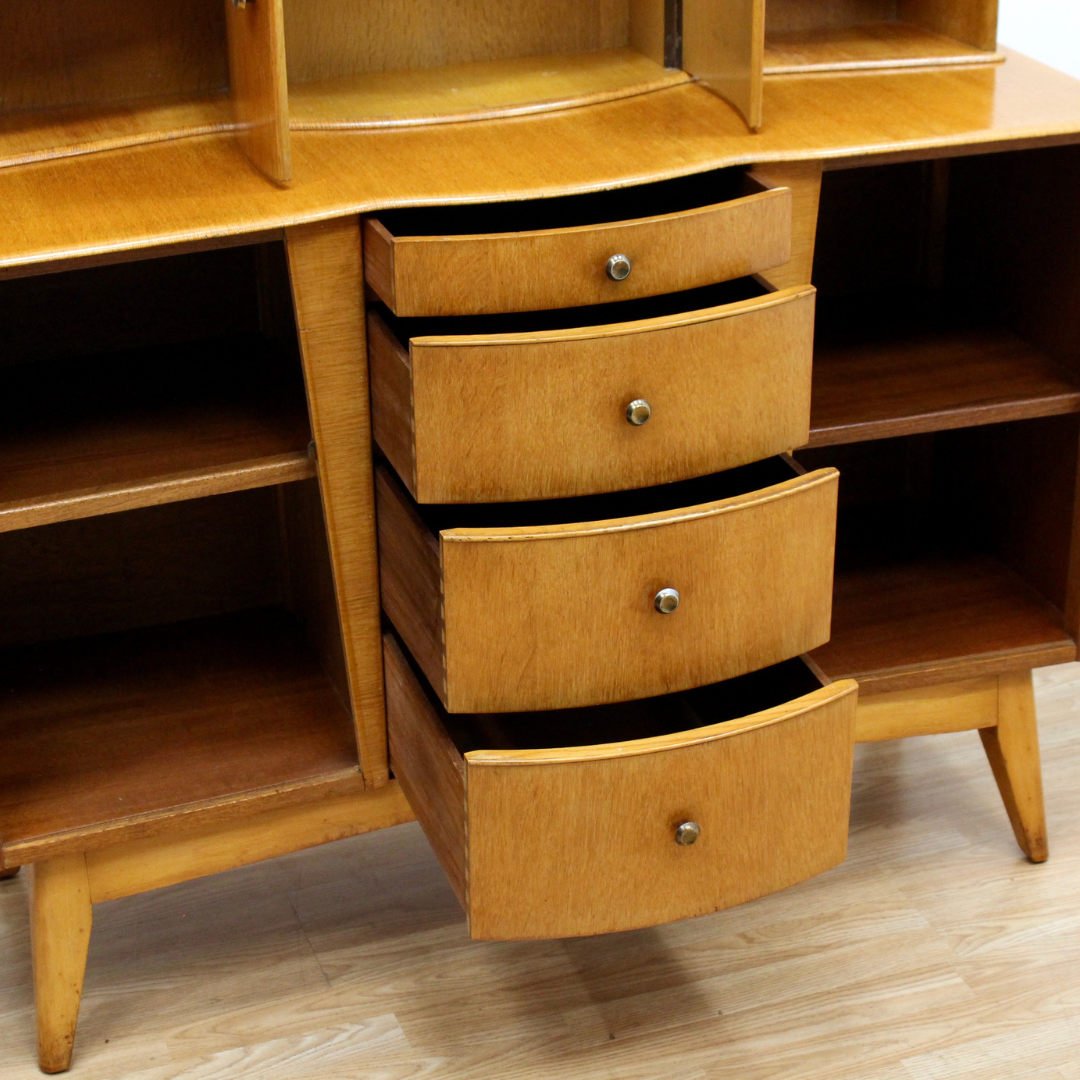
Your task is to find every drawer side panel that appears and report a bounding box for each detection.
[384,634,468,908]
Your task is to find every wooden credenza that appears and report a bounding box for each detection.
[2,0,1080,1071]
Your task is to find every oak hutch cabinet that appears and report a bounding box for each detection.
[2,0,1079,1070]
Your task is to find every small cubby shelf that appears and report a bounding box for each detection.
[807,326,1080,448]
[0,242,314,532]
[806,150,1080,448]
[798,420,1080,693]
[0,0,289,180]
[764,0,1000,75]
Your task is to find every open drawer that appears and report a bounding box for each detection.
[362,168,792,316]
[370,279,816,503]
[376,455,838,713]
[385,632,859,940]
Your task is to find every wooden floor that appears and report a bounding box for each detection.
[4,667,1080,1078]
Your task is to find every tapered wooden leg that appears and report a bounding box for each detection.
[980,670,1048,863]
[29,855,93,1074]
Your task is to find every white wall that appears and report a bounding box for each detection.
[998,0,1080,78]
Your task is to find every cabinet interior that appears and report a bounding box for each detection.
[801,144,1080,690]
[0,242,314,532]
[798,419,1079,690]
[0,244,363,869]
[285,0,685,130]
[0,0,234,168]
[764,0,999,73]
[807,148,1080,449]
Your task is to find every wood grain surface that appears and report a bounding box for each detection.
[854,676,1000,741]
[807,327,1080,448]
[286,220,388,786]
[465,681,857,939]
[751,160,823,290]
[811,556,1077,694]
[0,0,228,113]
[0,94,235,172]
[980,668,1047,862]
[377,463,839,713]
[384,635,468,908]
[283,0,634,83]
[766,0,896,34]
[684,0,765,130]
[371,286,816,503]
[764,20,999,73]
[0,610,363,868]
[384,634,857,940]
[289,50,688,130]
[899,0,998,52]
[363,182,791,316]
[27,856,92,1074]
[5,54,1080,276]
[84,782,415,904]
[225,0,291,184]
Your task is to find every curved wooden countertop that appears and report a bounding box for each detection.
[3,49,1080,276]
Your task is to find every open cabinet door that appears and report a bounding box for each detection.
[682,0,765,131]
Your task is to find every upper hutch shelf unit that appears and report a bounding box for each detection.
[3,0,1000,186]
[763,0,1000,74]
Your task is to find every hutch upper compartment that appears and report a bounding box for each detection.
[0,0,290,182]
[764,0,1000,74]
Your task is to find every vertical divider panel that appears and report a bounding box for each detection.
[750,160,823,289]
[286,218,388,787]
[629,0,668,66]
[225,0,292,184]
[682,0,765,131]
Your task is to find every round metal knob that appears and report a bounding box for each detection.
[654,588,680,614]
[626,399,651,426]
[606,254,632,281]
[675,821,701,846]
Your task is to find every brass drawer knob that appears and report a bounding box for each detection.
[654,588,680,614]
[606,253,632,281]
[675,821,701,846]
[626,399,651,425]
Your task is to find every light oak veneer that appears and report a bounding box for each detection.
[4,54,1080,277]
[362,173,791,317]
[385,633,859,940]
[369,284,816,502]
[377,459,838,713]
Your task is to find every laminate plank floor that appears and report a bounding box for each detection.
[4,665,1080,1077]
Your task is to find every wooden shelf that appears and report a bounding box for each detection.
[289,49,689,131]
[807,327,1080,448]
[0,338,315,532]
[810,555,1076,694]
[0,608,362,867]
[0,92,235,172]
[764,21,1001,75]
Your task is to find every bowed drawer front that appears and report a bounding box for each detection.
[384,633,859,941]
[376,458,839,713]
[370,284,817,503]
[363,172,792,316]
